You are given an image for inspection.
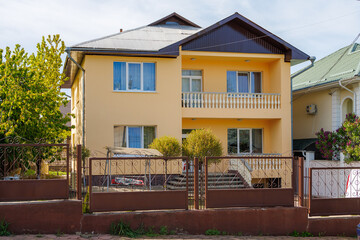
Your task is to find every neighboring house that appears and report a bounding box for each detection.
[292,42,360,158]
[63,12,309,185]
[60,99,71,128]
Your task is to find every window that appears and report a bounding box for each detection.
[114,126,156,148]
[182,129,196,142]
[113,62,155,91]
[227,71,261,93]
[182,70,202,92]
[227,128,262,154]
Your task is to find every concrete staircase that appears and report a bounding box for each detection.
[167,172,247,190]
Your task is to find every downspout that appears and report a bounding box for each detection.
[291,56,316,155]
[339,79,356,114]
[66,49,86,147]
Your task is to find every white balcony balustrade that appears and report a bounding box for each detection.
[181,92,281,109]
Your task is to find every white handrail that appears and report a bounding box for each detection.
[182,92,281,109]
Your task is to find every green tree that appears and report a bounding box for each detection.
[0,35,70,142]
[149,136,181,157]
[183,129,223,163]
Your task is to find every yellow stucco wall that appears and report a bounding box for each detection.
[293,85,356,140]
[81,55,182,155]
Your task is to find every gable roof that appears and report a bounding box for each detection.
[148,12,201,28]
[292,43,360,92]
[160,12,309,64]
[64,12,310,87]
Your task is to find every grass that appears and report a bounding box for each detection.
[110,221,175,238]
[0,219,10,236]
[290,230,314,237]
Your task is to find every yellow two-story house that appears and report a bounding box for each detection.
[63,12,309,165]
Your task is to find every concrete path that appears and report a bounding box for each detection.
[0,234,356,239]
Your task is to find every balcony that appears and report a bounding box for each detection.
[182,92,280,109]
[181,92,281,119]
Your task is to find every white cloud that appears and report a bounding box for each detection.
[0,0,359,72]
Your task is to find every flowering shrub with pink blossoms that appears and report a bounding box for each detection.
[315,113,360,163]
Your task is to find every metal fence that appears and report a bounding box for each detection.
[308,167,360,216]
[203,156,294,208]
[0,137,70,201]
[88,156,190,212]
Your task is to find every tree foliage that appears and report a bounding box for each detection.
[0,35,70,143]
[183,129,223,163]
[149,136,181,157]
[316,113,360,162]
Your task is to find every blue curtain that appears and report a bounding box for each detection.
[113,62,126,90]
[238,73,249,93]
[227,71,237,92]
[143,63,155,91]
[128,127,142,148]
[128,63,141,90]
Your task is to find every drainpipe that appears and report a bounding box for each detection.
[339,79,356,114]
[291,56,316,79]
[66,49,86,147]
[291,56,316,155]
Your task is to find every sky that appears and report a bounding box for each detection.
[1,0,360,96]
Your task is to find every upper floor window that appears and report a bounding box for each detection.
[182,70,202,92]
[114,126,156,148]
[113,62,155,91]
[227,71,261,93]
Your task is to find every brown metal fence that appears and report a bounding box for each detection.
[203,156,294,209]
[0,139,70,201]
[308,167,360,216]
[88,156,190,212]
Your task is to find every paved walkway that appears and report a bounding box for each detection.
[0,234,356,239]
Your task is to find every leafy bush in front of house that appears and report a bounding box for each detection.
[183,129,223,163]
[149,136,181,157]
[316,113,360,162]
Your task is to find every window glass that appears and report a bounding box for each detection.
[251,72,261,93]
[239,129,250,153]
[143,63,155,91]
[114,126,126,147]
[227,129,238,154]
[252,129,263,153]
[192,79,201,92]
[227,71,237,93]
[182,78,190,92]
[143,126,156,148]
[113,62,126,90]
[182,70,191,76]
[190,70,202,76]
[128,63,141,90]
[128,127,142,148]
[238,73,249,93]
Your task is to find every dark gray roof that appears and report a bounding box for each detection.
[70,25,202,52]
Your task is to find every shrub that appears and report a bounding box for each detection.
[183,129,223,163]
[149,136,181,157]
[316,113,360,162]
[0,219,10,236]
[205,229,221,235]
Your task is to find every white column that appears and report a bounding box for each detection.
[354,83,360,115]
[332,89,341,131]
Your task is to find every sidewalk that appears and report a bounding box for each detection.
[0,234,355,239]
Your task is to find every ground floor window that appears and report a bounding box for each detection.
[227,128,262,154]
[182,129,196,142]
[114,126,156,148]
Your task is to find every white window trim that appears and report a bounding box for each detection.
[182,71,203,92]
[230,71,262,94]
[124,126,156,148]
[236,128,263,155]
[114,62,156,92]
